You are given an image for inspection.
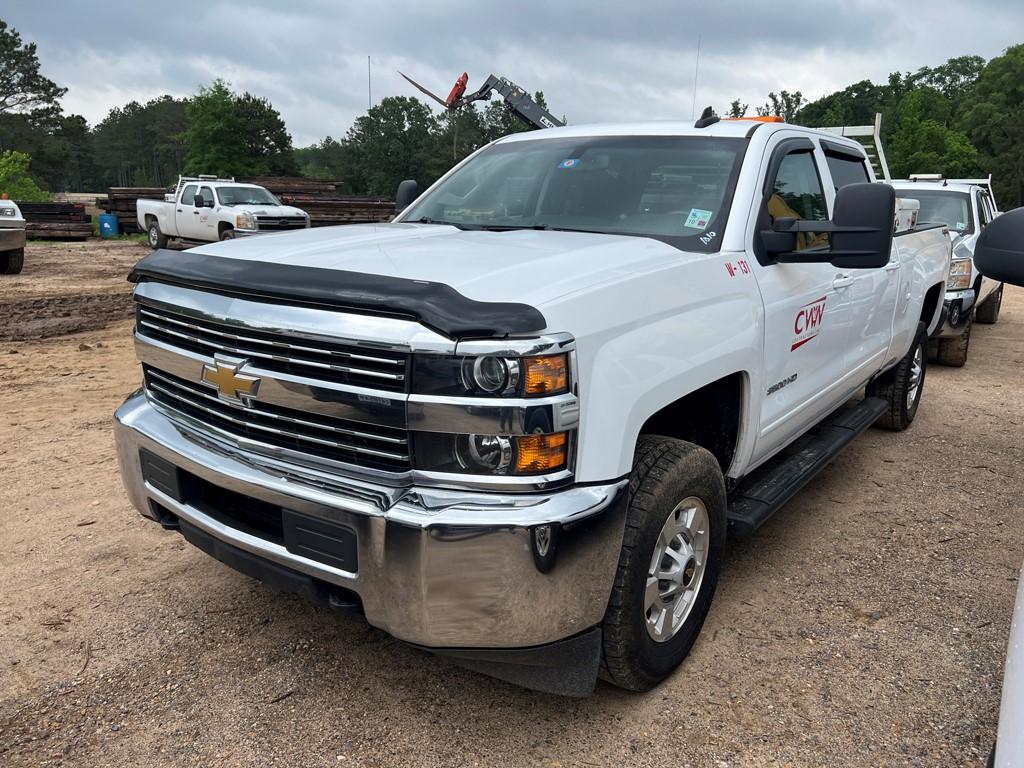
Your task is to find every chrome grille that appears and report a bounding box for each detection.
[136,301,409,392]
[256,215,307,231]
[143,366,410,472]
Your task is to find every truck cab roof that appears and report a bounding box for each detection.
[496,119,869,156]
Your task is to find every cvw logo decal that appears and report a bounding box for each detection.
[791,296,827,351]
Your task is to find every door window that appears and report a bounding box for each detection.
[180,185,197,206]
[199,186,214,207]
[767,151,828,250]
[824,152,870,190]
[978,191,992,228]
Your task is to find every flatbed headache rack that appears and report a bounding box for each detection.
[814,113,891,182]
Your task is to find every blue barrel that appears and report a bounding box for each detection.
[98,213,119,238]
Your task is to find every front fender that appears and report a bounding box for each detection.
[549,255,763,483]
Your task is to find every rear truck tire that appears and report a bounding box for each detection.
[935,315,971,367]
[600,435,726,691]
[0,248,24,275]
[867,322,927,431]
[975,283,1003,324]
[219,227,236,241]
[147,221,168,249]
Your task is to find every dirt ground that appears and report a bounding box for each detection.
[1,241,1022,767]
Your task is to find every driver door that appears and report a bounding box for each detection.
[750,136,853,464]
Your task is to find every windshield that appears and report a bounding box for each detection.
[900,190,973,235]
[216,186,281,206]
[401,135,747,251]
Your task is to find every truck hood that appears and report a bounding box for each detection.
[225,204,307,217]
[191,222,696,313]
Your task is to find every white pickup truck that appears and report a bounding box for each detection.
[0,197,27,275]
[891,176,1003,366]
[115,118,950,696]
[138,176,309,249]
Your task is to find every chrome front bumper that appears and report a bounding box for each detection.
[0,225,27,250]
[114,391,627,649]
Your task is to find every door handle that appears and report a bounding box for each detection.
[176,208,182,212]
[832,274,854,289]
[193,211,200,215]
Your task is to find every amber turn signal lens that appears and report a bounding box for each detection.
[523,354,569,396]
[514,432,568,474]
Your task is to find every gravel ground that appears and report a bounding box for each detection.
[1,241,1022,767]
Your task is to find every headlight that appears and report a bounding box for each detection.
[412,432,569,475]
[948,258,972,290]
[413,353,568,397]
[235,212,256,229]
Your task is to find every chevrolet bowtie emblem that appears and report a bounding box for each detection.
[201,358,260,404]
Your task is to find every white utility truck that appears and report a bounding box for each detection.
[115,116,950,695]
[0,197,27,275]
[891,175,1003,366]
[137,176,309,249]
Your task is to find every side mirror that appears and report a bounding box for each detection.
[764,183,895,269]
[193,194,205,208]
[395,179,419,214]
[974,206,1024,287]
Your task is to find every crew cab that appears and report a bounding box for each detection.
[0,197,27,275]
[115,119,949,696]
[138,175,309,249]
[891,175,1003,366]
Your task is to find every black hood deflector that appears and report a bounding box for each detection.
[128,249,547,339]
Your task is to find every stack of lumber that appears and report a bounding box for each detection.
[16,202,93,241]
[95,187,167,234]
[238,176,394,227]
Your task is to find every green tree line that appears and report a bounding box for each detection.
[1,15,1023,209]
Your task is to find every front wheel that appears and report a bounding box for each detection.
[147,221,168,249]
[936,316,971,367]
[867,322,927,431]
[0,248,24,275]
[219,228,236,241]
[601,436,726,691]
[975,284,1003,324]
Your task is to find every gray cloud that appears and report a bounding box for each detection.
[3,0,1023,145]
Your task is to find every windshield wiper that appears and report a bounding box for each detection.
[413,217,476,230]
[474,224,552,232]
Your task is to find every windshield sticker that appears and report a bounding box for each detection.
[558,159,581,169]
[955,222,965,230]
[684,208,713,230]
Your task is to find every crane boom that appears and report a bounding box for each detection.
[398,71,563,131]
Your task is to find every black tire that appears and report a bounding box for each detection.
[219,227,236,241]
[935,315,971,367]
[0,248,24,275]
[601,436,727,691]
[147,221,168,249]
[975,284,1003,324]
[867,322,927,431]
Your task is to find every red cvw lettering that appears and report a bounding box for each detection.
[794,310,806,335]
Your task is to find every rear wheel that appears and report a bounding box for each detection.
[975,284,1003,324]
[867,322,927,431]
[0,248,24,275]
[601,436,726,691]
[147,221,168,249]
[936,315,971,367]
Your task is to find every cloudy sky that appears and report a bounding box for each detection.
[4,1,1023,146]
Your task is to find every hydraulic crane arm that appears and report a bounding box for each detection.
[399,71,564,130]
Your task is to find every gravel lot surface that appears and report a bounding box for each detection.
[1,241,1022,767]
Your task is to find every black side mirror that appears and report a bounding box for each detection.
[764,183,895,269]
[395,180,419,214]
[193,194,205,208]
[974,207,1024,287]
